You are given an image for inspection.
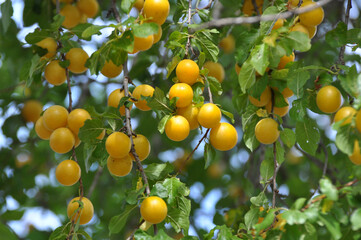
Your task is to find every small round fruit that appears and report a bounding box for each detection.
[197,103,221,129]
[134,0,144,11]
[168,83,193,108]
[60,4,81,29]
[334,106,356,126]
[165,115,190,141]
[203,61,225,83]
[134,34,154,51]
[77,0,99,18]
[266,98,289,117]
[65,48,89,74]
[277,53,295,69]
[44,60,67,86]
[22,100,43,123]
[289,0,311,7]
[210,122,238,151]
[349,140,361,165]
[249,86,272,107]
[219,34,235,53]
[67,108,91,135]
[316,85,342,114]
[299,2,324,27]
[130,134,151,161]
[35,116,53,140]
[107,89,133,115]
[290,23,309,36]
[356,109,361,133]
[176,104,199,130]
[153,25,162,44]
[255,118,280,144]
[143,0,170,25]
[176,59,199,85]
[106,132,131,158]
[101,60,123,78]
[56,159,81,186]
[43,105,69,131]
[272,19,284,30]
[140,196,168,224]
[107,155,133,177]
[36,37,57,59]
[67,197,94,225]
[49,127,75,154]
[132,84,155,111]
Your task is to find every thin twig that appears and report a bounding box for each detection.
[196,0,214,10]
[56,0,60,14]
[272,142,277,208]
[111,0,121,23]
[125,219,145,240]
[251,0,260,16]
[194,0,332,30]
[338,0,352,65]
[185,0,193,58]
[153,224,158,235]
[207,81,213,103]
[321,142,328,178]
[177,128,210,175]
[87,167,103,198]
[123,60,151,196]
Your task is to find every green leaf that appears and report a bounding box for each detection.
[255,209,276,232]
[248,74,268,100]
[204,142,216,169]
[282,31,311,52]
[250,43,270,75]
[144,163,175,181]
[260,149,274,182]
[250,191,268,207]
[133,23,159,37]
[1,0,13,33]
[49,225,70,240]
[335,124,355,155]
[280,128,296,148]
[320,178,338,201]
[220,108,235,124]
[194,30,219,62]
[338,65,360,97]
[146,87,173,114]
[287,65,310,98]
[276,141,285,165]
[167,196,191,234]
[295,118,320,155]
[162,177,190,205]
[25,28,52,44]
[158,115,171,134]
[282,210,307,225]
[259,6,280,35]
[244,208,260,230]
[166,56,181,78]
[351,208,361,231]
[289,98,307,122]
[325,22,347,48]
[121,0,136,13]
[126,185,146,205]
[207,76,223,96]
[291,198,306,210]
[318,214,342,240]
[114,30,134,53]
[134,229,173,240]
[0,223,17,240]
[207,225,239,240]
[242,106,260,151]
[109,205,137,234]
[1,210,25,221]
[78,119,104,144]
[82,25,106,39]
[238,59,256,93]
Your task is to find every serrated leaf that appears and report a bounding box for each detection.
[335,124,355,155]
[255,209,276,233]
[1,0,13,33]
[121,0,136,13]
[260,150,274,182]
[287,66,310,98]
[291,198,306,210]
[78,119,104,144]
[250,191,267,207]
[325,22,347,48]
[133,23,159,37]
[82,25,105,39]
[109,205,137,234]
[244,208,260,230]
[280,128,296,148]
[144,163,174,181]
[320,178,338,201]
[167,196,191,234]
[207,76,223,96]
[351,208,361,231]
[295,118,320,155]
[204,142,216,169]
[166,56,181,78]
[250,43,270,75]
[238,59,256,93]
[158,115,171,134]
[195,30,219,62]
[220,108,235,124]
[283,210,307,225]
[318,214,342,240]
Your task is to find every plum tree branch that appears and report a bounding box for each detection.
[123,59,151,196]
[194,0,332,30]
[338,0,352,65]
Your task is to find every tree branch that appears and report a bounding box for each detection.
[338,0,352,65]
[111,0,121,23]
[87,167,103,198]
[194,0,332,30]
